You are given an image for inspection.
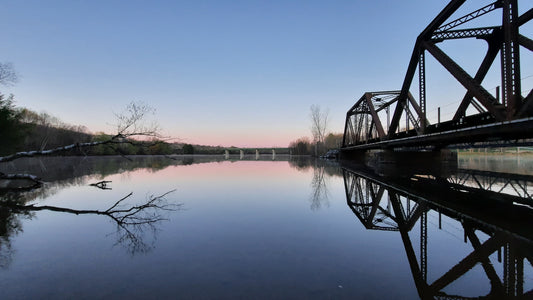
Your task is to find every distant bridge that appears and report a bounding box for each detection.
[341,0,533,157]
[222,148,282,160]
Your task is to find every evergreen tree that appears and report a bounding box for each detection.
[0,94,29,155]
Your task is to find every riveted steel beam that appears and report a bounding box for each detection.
[365,93,386,138]
[423,41,506,121]
[435,1,501,32]
[453,37,501,120]
[518,34,533,51]
[432,27,498,41]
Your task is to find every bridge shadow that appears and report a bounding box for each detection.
[342,163,533,299]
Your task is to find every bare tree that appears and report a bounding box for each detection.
[112,101,161,138]
[309,104,329,155]
[0,63,18,87]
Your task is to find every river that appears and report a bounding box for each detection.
[0,155,531,299]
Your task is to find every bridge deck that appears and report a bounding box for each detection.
[342,116,533,151]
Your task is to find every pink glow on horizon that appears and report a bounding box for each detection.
[84,122,306,148]
[177,132,304,148]
[122,160,310,183]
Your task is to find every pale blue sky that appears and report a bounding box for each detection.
[1,1,532,147]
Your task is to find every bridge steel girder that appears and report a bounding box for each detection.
[436,1,501,32]
[501,0,521,118]
[518,90,533,117]
[388,0,467,137]
[518,34,533,51]
[423,41,507,121]
[365,93,386,138]
[431,26,498,41]
[342,91,399,147]
[344,0,533,151]
[453,35,501,120]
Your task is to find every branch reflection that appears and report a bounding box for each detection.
[342,164,533,299]
[0,190,180,262]
[0,156,195,266]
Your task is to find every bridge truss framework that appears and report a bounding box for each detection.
[342,0,533,151]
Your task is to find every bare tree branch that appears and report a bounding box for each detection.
[113,101,161,138]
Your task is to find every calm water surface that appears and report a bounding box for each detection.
[0,155,532,299]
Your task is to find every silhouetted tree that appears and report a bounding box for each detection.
[0,94,31,155]
[289,137,312,155]
[182,144,194,154]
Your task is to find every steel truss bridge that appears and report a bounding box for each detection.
[343,165,533,299]
[342,0,533,152]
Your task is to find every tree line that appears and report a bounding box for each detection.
[1,95,293,157]
[288,133,343,156]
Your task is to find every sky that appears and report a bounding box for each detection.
[1,0,532,147]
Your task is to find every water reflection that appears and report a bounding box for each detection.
[1,155,531,298]
[342,164,533,299]
[0,156,193,263]
[0,155,307,264]
[287,157,344,210]
[0,204,30,268]
[0,190,179,263]
[310,163,330,210]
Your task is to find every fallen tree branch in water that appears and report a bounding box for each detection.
[90,180,112,190]
[0,172,43,190]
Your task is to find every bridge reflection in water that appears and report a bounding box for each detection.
[342,164,533,299]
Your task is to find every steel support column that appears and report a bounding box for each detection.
[501,0,522,117]
[418,51,427,133]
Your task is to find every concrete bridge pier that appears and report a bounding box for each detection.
[224,150,229,160]
[240,150,244,160]
[255,149,259,160]
[272,149,276,160]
